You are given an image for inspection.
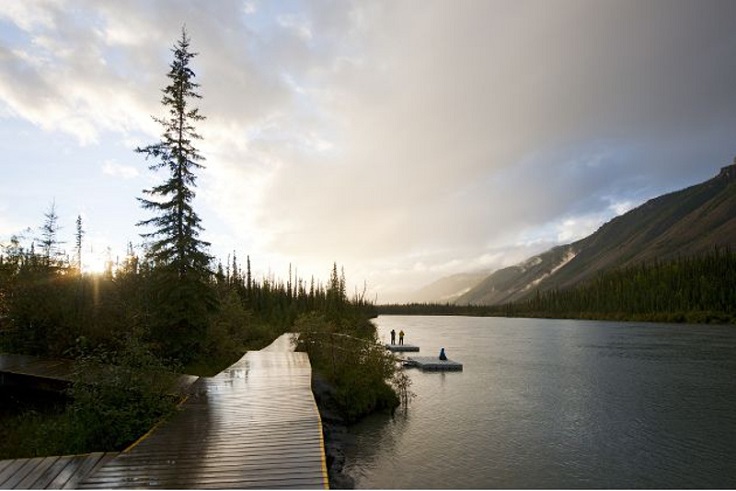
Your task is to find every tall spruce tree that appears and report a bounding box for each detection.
[75,214,84,272]
[39,200,63,268]
[136,28,214,359]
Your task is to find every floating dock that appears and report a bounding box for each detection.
[385,344,420,352]
[406,356,463,371]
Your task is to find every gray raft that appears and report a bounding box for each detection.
[405,356,463,371]
[385,344,420,352]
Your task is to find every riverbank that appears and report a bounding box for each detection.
[312,373,355,489]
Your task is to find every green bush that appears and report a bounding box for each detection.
[66,336,179,451]
[295,312,399,423]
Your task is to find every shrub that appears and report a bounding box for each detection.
[66,335,179,451]
[295,313,399,423]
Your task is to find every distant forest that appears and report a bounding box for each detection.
[379,247,736,324]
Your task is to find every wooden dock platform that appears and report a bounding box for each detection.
[0,334,328,489]
[406,356,463,371]
[385,344,420,352]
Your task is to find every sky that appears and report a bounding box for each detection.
[1,0,736,302]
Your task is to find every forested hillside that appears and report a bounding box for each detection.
[456,162,736,305]
[496,247,736,323]
[380,248,736,324]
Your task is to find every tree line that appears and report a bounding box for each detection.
[377,247,736,324]
[500,246,736,323]
[0,220,370,368]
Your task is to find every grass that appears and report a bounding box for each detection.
[0,387,75,459]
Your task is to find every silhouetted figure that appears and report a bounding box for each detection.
[399,330,405,345]
[439,347,447,361]
[390,329,396,345]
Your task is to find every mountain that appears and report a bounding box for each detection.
[456,161,736,305]
[407,271,488,303]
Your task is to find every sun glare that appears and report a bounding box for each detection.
[82,253,109,275]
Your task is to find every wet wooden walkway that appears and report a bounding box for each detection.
[1,334,329,489]
[0,354,77,392]
[0,354,198,395]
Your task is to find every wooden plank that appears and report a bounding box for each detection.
[90,456,326,475]
[0,354,38,372]
[24,456,69,490]
[36,456,76,489]
[13,359,74,381]
[0,461,13,478]
[45,456,88,489]
[83,464,326,484]
[15,456,60,489]
[0,460,25,488]
[61,453,106,490]
[0,457,44,489]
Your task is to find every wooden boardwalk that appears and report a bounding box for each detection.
[1,334,329,489]
[0,354,198,395]
[0,354,77,392]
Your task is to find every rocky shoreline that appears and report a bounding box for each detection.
[312,374,355,489]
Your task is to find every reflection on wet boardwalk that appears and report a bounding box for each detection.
[0,335,326,489]
[78,334,328,489]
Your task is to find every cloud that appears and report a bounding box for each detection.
[102,160,138,180]
[249,0,736,299]
[2,0,736,302]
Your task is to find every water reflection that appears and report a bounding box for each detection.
[343,316,736,489]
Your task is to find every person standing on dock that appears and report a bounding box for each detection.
[439,347,447,361]
[399,330,405,345]
[391,329,396,345]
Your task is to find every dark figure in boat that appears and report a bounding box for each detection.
[439,348,447,361]
[390,329,396,345]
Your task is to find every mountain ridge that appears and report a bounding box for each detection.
[449,160,736,306]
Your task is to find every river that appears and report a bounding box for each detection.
[342,316,736,488]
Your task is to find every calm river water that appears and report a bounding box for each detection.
[342,316,736,488]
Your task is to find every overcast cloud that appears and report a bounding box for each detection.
[2,0,736,301]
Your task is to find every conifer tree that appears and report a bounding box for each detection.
[136,28,214,359]
[136,27,211,280]
[75,215,84,272]
[39,200,63,267]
